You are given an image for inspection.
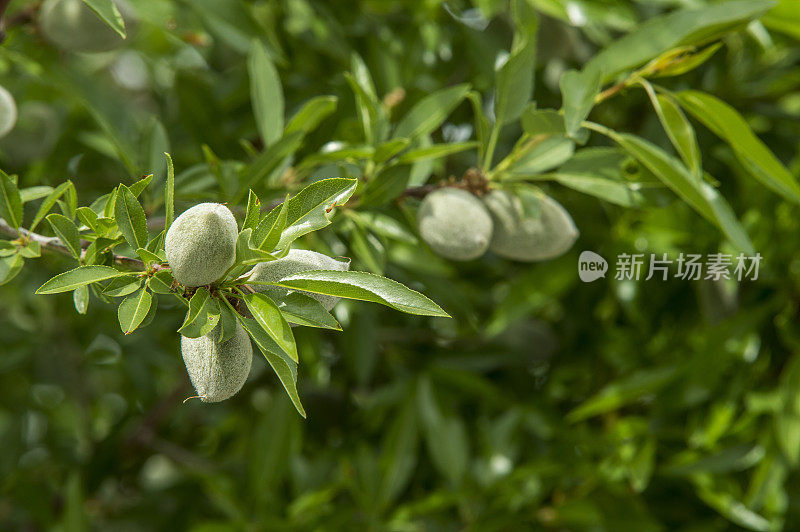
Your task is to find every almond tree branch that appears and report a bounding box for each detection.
[0,217,147,270]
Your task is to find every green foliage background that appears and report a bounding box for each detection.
[3,0,800,529]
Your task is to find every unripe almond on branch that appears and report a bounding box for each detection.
[483,190,578,262]
[417,188,493,261]
[165,203,238,287]
[0,86,17,139]
[39,0,136,53]
[247,249,350,311]
[181,320,253,403]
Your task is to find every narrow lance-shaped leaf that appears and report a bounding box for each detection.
[587,123,754,253]
[676,89,800,204]
[255,178,357,249]
[81,0,126,38]
[118,288,153,335]
[640,81,702,179]
[272,270,450,317]
[114,184,148,250]
[247,40,284,147]
[36,266,128,294]
[560,68,602,138]
[584,0,775,82]
[242,190,260,232]
[274,292,341,330]
[285,95,337,135]
[32,181,74,231]
[242,292,298,363]
[177,288,220,338]
[164,153,174,231]
[0,170,22,230]
[495,40,535,125]
[237,314,306,418]
[46,214,82,258]
[394,84,471,139]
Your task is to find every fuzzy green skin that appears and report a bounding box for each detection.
[181,321,253,403]
[483,190,578,262]
[0,86,17,139]
[165,203,238,287]
[0,102,59,167]
[418,188,493,261]
[39,0,134,53]
[246,249,350,311]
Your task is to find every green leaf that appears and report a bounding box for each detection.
[396,142,478,164]
[641,81,701,178]
[73,285,89,315]
[242,292,298,363]
[257,178,357,249]
[103,276,142,297]
[763,0,800,39]
[135,248,162,265]
[18,240,40,258]
[114,185,148,250]
[76,206,98,232]
[242,190,260,232]
[584,0,775,82]
[145,118,170,185]
[285,95,337,135]
[238,315,305,418]
[566,367,679,422]
[560,69,602,138]
[248,40,284,147]
[374,138,411,164]
[379,395,418,506]
[0,170,22,230]
[522,107,567,137]
[164,153,174,231]
[252,196,288,251]
[46,214,81,259]
[693,477,773,532]
[495,41,536,125]
[350,224,385,275]
[20,186,54,204]
[128,174,153,197]
[118,288,153,335]
[590,124,754,252]
[274,292,341,330]
[177,288,220,338]
[81,0,126,38]
[417,377,469,486]
[242,131,304,193]
[345,53,386,144]
[649,43,724,79]
[273,271,450,317]
[36,265,126,294]
[676,90,800,204]
[394,84,470,139]
[0,254,24,285]
[507,136,575,176]
[147,270,174,294]
[217,302,239,343]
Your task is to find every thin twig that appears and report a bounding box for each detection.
[0,217,147,270]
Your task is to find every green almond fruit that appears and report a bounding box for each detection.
[483,189,578,262]
[417,188,493,261]
[181,320,253,403]
[165,203,238,287]
[246,249,350,311]
[0,85,17,139]
[39,0,136,53]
